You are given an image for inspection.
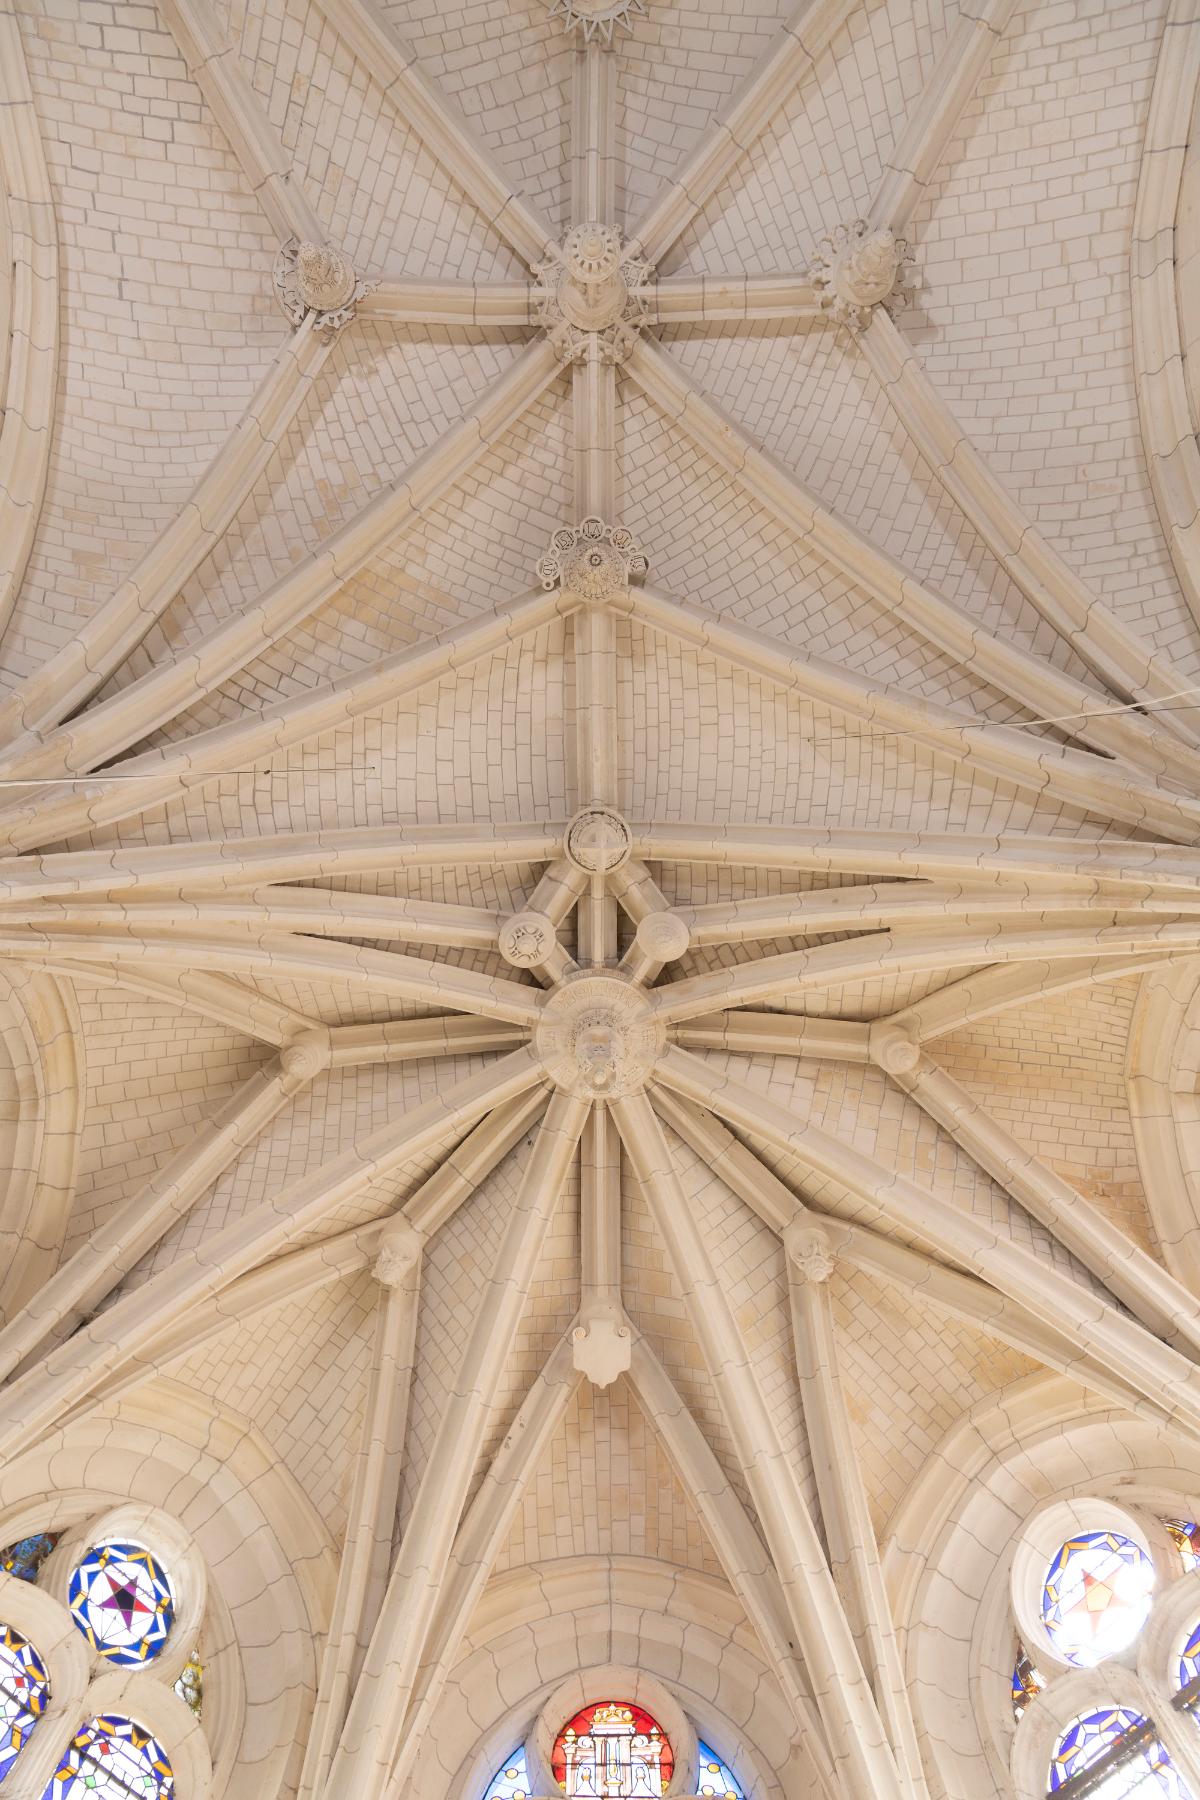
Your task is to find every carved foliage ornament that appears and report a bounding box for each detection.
[537,516,649,600]
[534,224,652,363]
[274,237,374,335]
[808,221,914,329]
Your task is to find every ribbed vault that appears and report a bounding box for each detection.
[3,2,1200,1798]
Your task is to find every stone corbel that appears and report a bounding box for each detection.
[783,1217,837,1284]
[373,1213,425,1289]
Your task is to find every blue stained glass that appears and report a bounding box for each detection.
[1042,1531,1156,1666]
[0,1622,49,1785]
[67,1543,173,1667]
[482,1746,530,1800]
[0,1536,59,1585]
[1167,1521,1200,1572]
[1012,1646,1045,1721]
[39,1715,174,1798]
[1049,1707,1192,1796]
[695,1741,744,1799]
[1180,1619,1200,1692]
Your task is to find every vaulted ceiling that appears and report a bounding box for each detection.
[1,1,1198,1796]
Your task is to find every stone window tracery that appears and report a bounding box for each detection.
[67,1544,174,1669]
[40,1713,174,1798]
[0,1507,208,1794]
[1005,1499,1200,1799]
[480,1690,749,1800]
[0,1620,49,1783]
[551,1701,672,1797]
[1049,1708,1188,1797]
[1041,1532,1157,1668]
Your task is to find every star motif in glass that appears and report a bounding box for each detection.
[0,1621,49,1783]
[1041,1530,1156,1666]
[67,1542,174,1666]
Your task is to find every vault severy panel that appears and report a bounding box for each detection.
[666,0,960,278]
[127,1056,496,1289]
[379,0,574,235]
[492,1378,727,1578]
[165,1269,379,1538]
[220,0,530,279]
[6,2,286,682]
[616,0,788,223]
[829,1262,1037,1535]
[396,1147,548,1535]
[618,381,1074,720]
[911,0,1200,671]
[66,993,272,1257]
[103,326,542,682]
[933,975,1159,1256]
[659,323,1111,689]
[617,629,1109,838]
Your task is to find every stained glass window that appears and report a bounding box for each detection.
[172,1646,202,1721]
[695,1741,744,1799]
[67,1543,173,1667]
[1,1535,60,1585]
[1042,1531,1156,1666]
[551,1701,674,1797]
[1049,1708,1192,1796]
[1012,1646,1046,1722]
[39,1716,174,1798]
[0,1622,49,1784]
[1167,1522,1200,1573]
[482,1746,530,1800]
[1180,1619,1200,1695]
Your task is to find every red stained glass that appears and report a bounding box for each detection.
[551,1701,674,1796]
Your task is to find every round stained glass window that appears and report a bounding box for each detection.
[1041,1529,1156,1665]
[68,1541,174,1666]
[42,1713,174,1797]
[552,1701,674,1797]
[0,1620,49,1783]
